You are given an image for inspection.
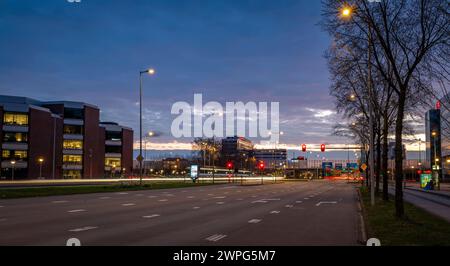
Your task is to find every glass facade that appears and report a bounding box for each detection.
[105,157,121,168]
[3,113,28,126]
[2,150,28,160]
[63,125,83,135]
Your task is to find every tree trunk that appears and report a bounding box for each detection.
[395,92,406,218]
[376,124,381,194]
[382,113,389,201]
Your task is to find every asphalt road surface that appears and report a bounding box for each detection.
[0,180,361,246]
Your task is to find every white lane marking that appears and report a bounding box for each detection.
[285,205,294,208]
[207,194,214,196]
[69,226,98,232]
[216,202,225,205]
[270,211,280,214]
[122,203,136,206]
[187,196,195,199]
[166,194,175,197]
[251,195,257,198]
[117,192,128,195]
[304,198,310,200]
[248,219,262,224]
[252,200,268,203]
[143,214,160,219]
[182,190,188,193]
[206,234,227,242]
[148,195,157,198]
[99,196,111,200]
[236,198,243,201]
[68,209,86,213]
[52,200,68,204]
[158,199,168,202]
[316,201,337,206]
[213,196,226,199]
[296,201,303,204]
[193,206,200,210]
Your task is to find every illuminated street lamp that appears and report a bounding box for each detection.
[38,157,44,178]
[10,160,16,181]
[138,68,156,185]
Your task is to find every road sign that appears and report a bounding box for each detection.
[360,163,367,171]
[136,155,144,162]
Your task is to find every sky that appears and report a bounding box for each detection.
[0,0,424,152]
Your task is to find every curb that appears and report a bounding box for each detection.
[356,188,368,245]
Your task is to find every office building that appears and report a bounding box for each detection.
[0,95,133,179]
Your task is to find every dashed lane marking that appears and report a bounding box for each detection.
[69,226,98,232]
[158,199,168,202]
[99,197,111,200]
[143,214,160,219]
[206,234,227,242]
[122,203,136,206]
[248,219,262,224]
[193,206,200,210]
[285,205,294,208]
[52,201,68,204]
[270,211,280,214]
[67,209,86,213]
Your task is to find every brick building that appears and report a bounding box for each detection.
[0,95,133,179]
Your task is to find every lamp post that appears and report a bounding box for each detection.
[139,68,156,186]
[341,5,375,206]
[11,160,16,181]
[38,157,44,179]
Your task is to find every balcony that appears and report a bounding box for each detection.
[62,164,83,170]
[63,119,84,126]
[105,140,122,146]
[1,161,28,169]
[63,134,84,140]
[63,149,83,155]
[105,153,122,158]
[2,125,28,133]
[2,143,28,150]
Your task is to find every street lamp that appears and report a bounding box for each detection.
[38,157,44,179]
[339,3,375,206]
[139,68,156,186]
[11,160,16,181]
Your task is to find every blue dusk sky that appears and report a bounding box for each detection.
[0,0,400,150]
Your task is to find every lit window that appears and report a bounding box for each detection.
[63,155,83,164]
[14,151,28,159]
[105,158,121,167]
[3,113,28,126]
[63,140,83,150]
[2,150,10,159]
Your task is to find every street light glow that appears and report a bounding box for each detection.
[341,7,352,17]
[147,68,156,75]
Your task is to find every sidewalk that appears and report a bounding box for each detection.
[404,182,450,199]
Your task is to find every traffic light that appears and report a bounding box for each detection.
[258,161,265,170]
[226,161,234,170]
[302,144,307,152]
[321,144,326,152]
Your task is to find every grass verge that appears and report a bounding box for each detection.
[0,182,217,199]
[360,186,450,246]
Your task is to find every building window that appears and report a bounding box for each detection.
[105,158,121,168]
[63,140,83,150]
[105,146,122,153]
[2,150,10,159]
[63,155,83,165]
[64,108,84,120]
[3,132,28,143]
[63,170,82,179]
[63,125,83,135]
[14,151,28,159]
[3,113,28,126]
[106,131,122,141]
[2,150,28,160]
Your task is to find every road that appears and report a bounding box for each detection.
[0,180,361,246]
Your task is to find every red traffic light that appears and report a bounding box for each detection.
[301,144,307,152]
[321,144,326,152]
[226,162,234,169]
[258,161,265,170]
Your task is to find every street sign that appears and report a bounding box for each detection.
[360,163,367,171]
[136,155,144,162]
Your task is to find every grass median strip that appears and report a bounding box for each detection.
[0,182,217,200]
[360,186,450,246]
